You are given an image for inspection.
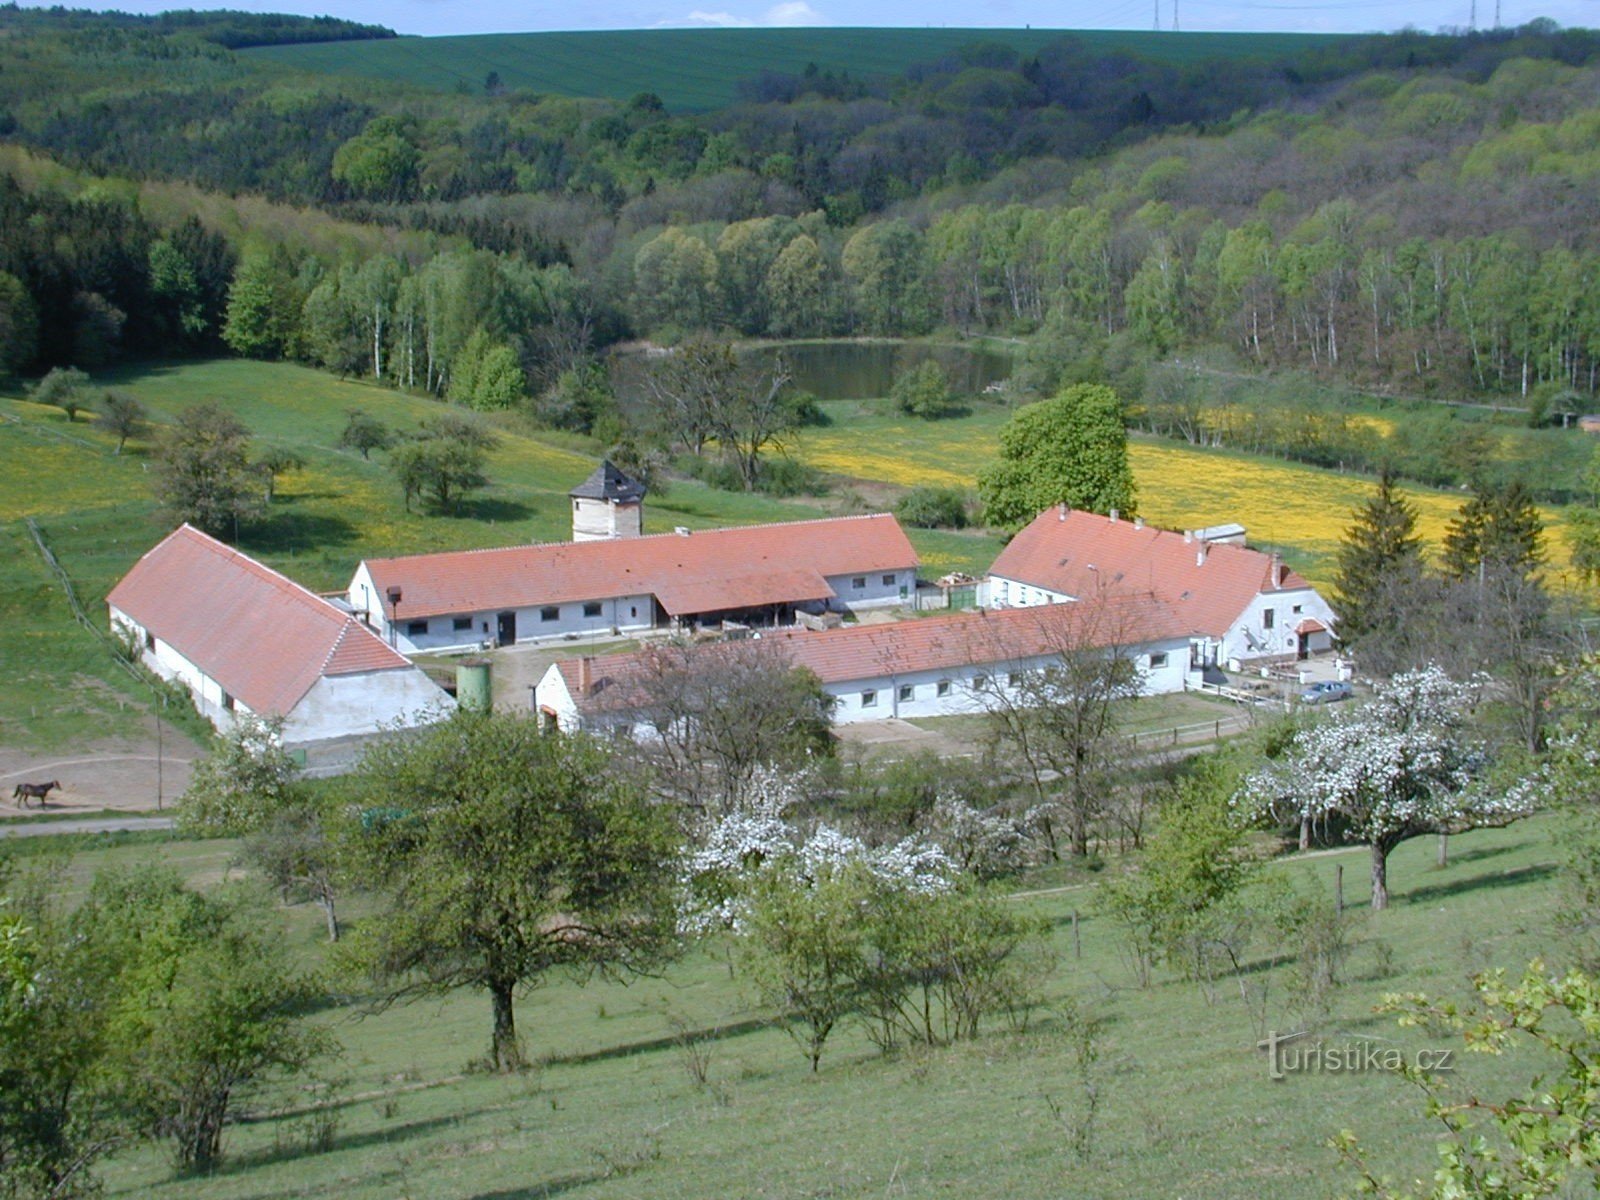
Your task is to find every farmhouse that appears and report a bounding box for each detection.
[108,525,453,772]
[347,512,920,654]
[986,506,1338,669]
[533,594,1194,734]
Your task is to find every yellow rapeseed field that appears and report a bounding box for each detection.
[799,416,1572,587]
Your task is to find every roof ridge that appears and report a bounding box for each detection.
[361,512,902,567]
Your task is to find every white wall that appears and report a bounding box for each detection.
[287,669,454,744]
[823,636,1189,725]
[1223,586,1338,664]
[349,563,658,653]
[111,606,252,731]
[538,634,1192,735]
[826,567,916,611]
[985,575,1074,609]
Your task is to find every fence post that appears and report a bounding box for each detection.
[1072,910,1081,959]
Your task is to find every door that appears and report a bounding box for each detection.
[496,611,516,647]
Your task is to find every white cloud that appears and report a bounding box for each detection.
[762,1,825,24]
[661,0,824,26]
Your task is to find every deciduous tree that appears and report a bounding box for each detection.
[343,712,681,1071]
[977,383,1136,530]
[151,401,264,538]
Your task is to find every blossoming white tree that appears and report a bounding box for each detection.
[1242,666,1526,910]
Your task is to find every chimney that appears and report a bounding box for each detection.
[674,526,691,537]
[1196,544,1208,567]
[1134,516,1144,530]
[1271,553,1285,587]
[576,656,593,694]
[1057,503,1067,521]
[1108,508,1119,523]
[1183,530,1193,544]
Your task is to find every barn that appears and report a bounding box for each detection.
[108,525,453,773]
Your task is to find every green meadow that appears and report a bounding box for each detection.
[5,818,1564,1200]
[243,28,1347,111]
[0,359,997,748]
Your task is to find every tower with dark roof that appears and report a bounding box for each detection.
[569,460,647,541]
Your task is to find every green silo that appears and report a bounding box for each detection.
[455,659,492,712]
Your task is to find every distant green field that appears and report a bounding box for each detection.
[242,27,1347,111]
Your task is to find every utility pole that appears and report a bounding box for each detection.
[1153,0,1160,31]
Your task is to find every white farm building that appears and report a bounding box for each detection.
[987,507,1338,670]
[108,525,452,773]
[533,594,1194,735]
[347,512,921,655]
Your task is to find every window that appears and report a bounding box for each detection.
[406,620,428,637]
[861,689,878,707]
[144,629,155,650]
[1263,608,1275,630]
[452,616,472,632]
[1292,604,1303,615]
[936,680,951,697]
[973,674,989,690]
[629,606,638,619]
[1009,672,1022,687]
[1149,652,1169,669]
[540,606,559,622]
[852,576,866,590]
[583,602,602,618]
[882,574,895,586]
[898,684,914,702]
[221,691,235,712]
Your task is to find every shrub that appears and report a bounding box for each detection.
[896,485,969,529]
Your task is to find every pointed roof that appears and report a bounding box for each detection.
[988,508,1322,638]
[569,460,647,503]
[108,525,417,717]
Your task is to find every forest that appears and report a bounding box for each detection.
[3,12,1600,498]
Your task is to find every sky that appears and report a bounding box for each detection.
[23,0,1600,38]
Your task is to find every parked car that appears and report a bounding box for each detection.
[1300,680,1353,705]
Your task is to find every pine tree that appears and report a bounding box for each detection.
[1442,480,1544,580]
[1333,471,1423,642]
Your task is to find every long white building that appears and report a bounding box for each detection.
[533,594,1194,736]
[348,513,921,654]
[108,525,452,773]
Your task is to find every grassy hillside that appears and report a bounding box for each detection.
[18,818,1563,1199]
[242,27,1346,111]
[0,360,995,748]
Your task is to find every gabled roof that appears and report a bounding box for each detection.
[108,525,415,717]
[554,594,1190,714]
[359,514,919,620]
[570,460,647,503]
[988,508,1319,638]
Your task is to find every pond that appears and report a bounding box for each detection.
[610,340,1013,403]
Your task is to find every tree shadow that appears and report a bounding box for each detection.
[1403,861,1557,906]
[205,1112,467,1176]
[470,1174,613,1200]
[542,1013,777,1069]
[451,496,534,523]
[1439,840,1532,868]
[241,512,359,554]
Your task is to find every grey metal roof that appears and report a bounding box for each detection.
[569,460,647,503]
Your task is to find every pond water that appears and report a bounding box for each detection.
[611,340,1013,403]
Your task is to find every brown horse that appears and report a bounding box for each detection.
[12,780,60,809]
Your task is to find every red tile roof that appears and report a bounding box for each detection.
[359,514,919,620]
[108,525,413,717]
[555,595,1190,714]
[988,508,1318,638]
